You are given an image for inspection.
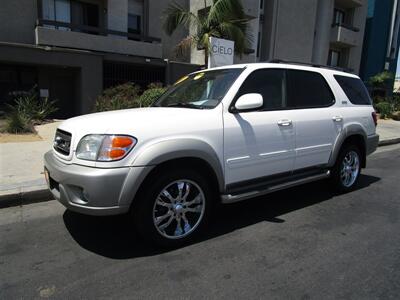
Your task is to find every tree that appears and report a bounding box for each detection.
[369,71,395,99]
[369,71,394,90]
[163,0,254,66]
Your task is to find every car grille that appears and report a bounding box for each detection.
[53,129,72,156]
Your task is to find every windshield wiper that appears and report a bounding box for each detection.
[166,102,206,109]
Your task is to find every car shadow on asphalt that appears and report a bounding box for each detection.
[63,174,380,259]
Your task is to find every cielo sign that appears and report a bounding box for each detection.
[208,37,234,68]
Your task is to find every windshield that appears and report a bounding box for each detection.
[154,68,243,109]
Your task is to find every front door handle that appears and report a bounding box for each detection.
[332,116,343,122]
[278,119,292,126]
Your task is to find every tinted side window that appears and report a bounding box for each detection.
[287,70,335,108]
[334,75,371,105]
[236,69,285,110]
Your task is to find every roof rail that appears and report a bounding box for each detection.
[268,59,352,73]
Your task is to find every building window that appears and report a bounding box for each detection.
[328,50,341,67]
[128,0,144,37]
[69,1,100,35]
[128,14,141,34]
[42,0,71,30]
[71,1,99,28]
[333,8,345,25]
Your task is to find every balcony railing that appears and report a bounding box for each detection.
[330,23,360,47]
[331,22,360,33]
[36,19,161,43]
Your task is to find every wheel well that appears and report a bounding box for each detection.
[133,157,221,205]
[342,135,366,168]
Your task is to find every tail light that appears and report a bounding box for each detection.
[372,111,378,127]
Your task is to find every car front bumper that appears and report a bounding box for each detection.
[44,151,153,216]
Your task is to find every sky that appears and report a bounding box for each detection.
[397,54,400,78]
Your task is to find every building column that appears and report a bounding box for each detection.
[312,0,334,65]
[347,2,368,73]
[107,0,128,37]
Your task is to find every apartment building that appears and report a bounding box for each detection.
[0,0,369,117]
[0,0,196,117]
[190,0,368,73]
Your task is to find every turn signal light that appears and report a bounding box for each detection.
[97,135,137,161]
[112,136,134,148]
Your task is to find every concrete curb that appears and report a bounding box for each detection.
[1,138,400,209]
[0,186,53,209]
[378,137,400,147]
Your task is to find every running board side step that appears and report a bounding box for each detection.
[221,171,330,204]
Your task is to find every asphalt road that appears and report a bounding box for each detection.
[1,144,400,299]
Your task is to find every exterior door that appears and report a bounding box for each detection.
[285,69,341,170]
[223,69,296,186]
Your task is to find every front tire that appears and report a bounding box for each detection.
[330,144,362,193]
[132,168,214,247]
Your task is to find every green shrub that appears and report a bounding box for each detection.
[95,82,141,112]
[375,102,393,119]
[95,82,168,111]
[372,96,385,105]
[138,83,167,107]
[392,94,400,111]
[5,110,34,134]
[369,71,394,88]
[8,87,58,123]
[4,86,58,134]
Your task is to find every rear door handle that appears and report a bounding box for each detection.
[332,116,343,122]
[278,119,292,126]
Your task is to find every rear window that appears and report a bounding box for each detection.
[334,75,371,105]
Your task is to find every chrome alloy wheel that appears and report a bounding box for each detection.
[340,150,360,187]
[152,180,205,239]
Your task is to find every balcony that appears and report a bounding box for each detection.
[330,23,360,47]
[335,0,363,8]
[35,19,162,58]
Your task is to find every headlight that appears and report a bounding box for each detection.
[76,134,137,161]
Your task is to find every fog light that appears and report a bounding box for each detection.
[82,189,90,202]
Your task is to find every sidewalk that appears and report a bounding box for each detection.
[0,121,60,206]
[0,118,399,207]
[376,119,400,146]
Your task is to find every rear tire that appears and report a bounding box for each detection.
[132,168,214,248]
[330,144,362,193]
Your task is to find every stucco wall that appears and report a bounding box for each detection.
[347,0,368,73]
[0,0,37,44]
[271,0,318,63]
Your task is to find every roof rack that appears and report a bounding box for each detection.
[268,59,352,73]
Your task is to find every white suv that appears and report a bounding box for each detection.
[44,62,379,246]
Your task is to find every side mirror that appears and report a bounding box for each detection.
[234,93,263,112]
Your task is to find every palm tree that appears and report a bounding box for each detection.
[163,0,254,66]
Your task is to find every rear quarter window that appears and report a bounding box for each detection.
[334,75,372,105]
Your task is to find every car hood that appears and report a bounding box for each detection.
[58,106,222,142]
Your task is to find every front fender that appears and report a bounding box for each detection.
[132,139,225,192]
